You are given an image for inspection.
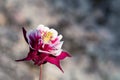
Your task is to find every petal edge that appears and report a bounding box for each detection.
[57,51,71,60]
[46,56,64,73]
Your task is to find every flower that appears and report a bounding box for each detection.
[16,24,71,72]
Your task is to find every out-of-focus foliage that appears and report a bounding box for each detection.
[0,0,120,80]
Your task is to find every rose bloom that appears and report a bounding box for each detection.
[16,25,71,72]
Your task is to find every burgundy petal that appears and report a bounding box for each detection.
[46,55,64,73]
[33,53,49,65]
[15,48,37,62]
[57,51,71,60]
[15,56,31,61]
[22,27,28,43]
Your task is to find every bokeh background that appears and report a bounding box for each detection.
[0,0,120,80]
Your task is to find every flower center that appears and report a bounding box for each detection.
[42,32,53,43]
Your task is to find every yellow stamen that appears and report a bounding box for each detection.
[43,32,52,43]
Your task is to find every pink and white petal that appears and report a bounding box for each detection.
[56,51,71,60]
[58,35,63,40]
[51,35,63,44]
[51,49,62,56]
[50,29,58,40]
[54,49,62,56]
[51,38,59,44]
[37,24,44,30]
[46,56,64,73]
[37,24,49,32]
[55,41,64,49]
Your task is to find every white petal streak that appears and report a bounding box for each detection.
[52,49,62,56]
[55,41,64,49]
[38,49,50,54]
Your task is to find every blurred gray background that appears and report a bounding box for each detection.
[0,0,120,80]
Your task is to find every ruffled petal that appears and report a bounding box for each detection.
[51,35,63,44]
[57,51,71,60]
[37,24,49,32]
[49,28,58,40]
[46,55,64,73]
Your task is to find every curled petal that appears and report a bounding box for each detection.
[49,29,58,40]
[58,35,63,40]
[46,55,64,73]
[57,51,71,60]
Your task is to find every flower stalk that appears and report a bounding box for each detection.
[39,65,42,80]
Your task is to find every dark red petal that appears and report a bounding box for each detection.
[46,56,64,73]
[33,53,49,65]
[57,51,71,60]
[15,57,31,61]
[15,48,37,62]
[22,27,28,43]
